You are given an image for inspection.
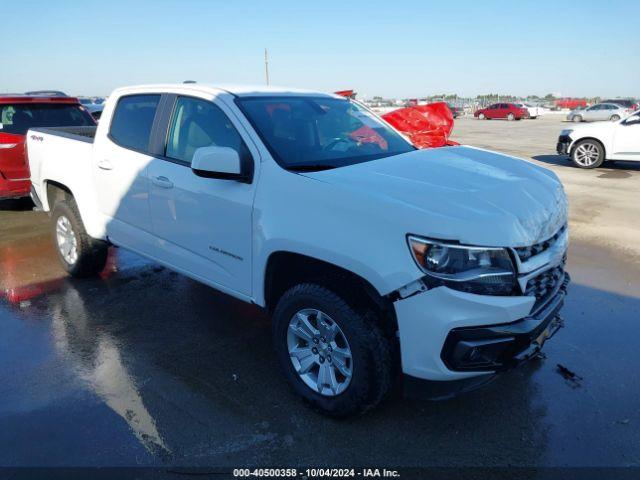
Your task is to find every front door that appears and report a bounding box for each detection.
[486,104,500,119]
[147,95,257,297]
[583,105,601,121]
[612,114,640,161]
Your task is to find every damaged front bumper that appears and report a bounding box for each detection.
[395,272,569,400]
[441,274,568,373]
[556,134,572,155]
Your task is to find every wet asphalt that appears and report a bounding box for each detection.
[1,125,640,469]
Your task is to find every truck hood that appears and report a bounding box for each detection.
[303,146,568,247]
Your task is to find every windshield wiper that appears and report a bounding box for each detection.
[287,164,337,172]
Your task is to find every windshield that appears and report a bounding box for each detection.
[236,96,414,170]
[0,103,95,135]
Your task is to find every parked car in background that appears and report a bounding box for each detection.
[0,95,95,200]
[27,83,569,416]
[557,110,640,168]
[566,103,628,123]
[78,97,104,121]
[601,99,636,111]
[514,102,540,119]
[24,90,68,97]
[447,104,465,118]
[474,103,529,120]
[555,98,587,110]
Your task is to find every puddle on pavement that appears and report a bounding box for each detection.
[598,170,632,179]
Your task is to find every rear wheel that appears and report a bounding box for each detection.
[610,114,620,121]
[52,199,108,277]
[571,139,605,169]
[272,283,393,417]
[572,115,583,123]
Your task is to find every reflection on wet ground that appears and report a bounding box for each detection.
[1,204,639,468]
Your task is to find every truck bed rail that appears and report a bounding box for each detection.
[29,126,97,143]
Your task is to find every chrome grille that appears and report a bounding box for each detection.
[515,224,567,262]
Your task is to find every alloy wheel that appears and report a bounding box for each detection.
[574,143,600,167]
[56,215,78,265]
[287,308,353,396]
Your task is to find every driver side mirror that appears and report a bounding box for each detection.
[191,146,253,183]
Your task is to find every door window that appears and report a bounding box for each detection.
[165,96,249,164]
[109,94,161,152]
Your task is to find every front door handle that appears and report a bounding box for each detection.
[97,159,113,170]
[152,176,174,189]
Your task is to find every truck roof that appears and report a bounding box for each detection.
[112,83,338,99]
[0,95,82,105]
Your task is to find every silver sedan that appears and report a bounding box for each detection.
[567,103,628,123]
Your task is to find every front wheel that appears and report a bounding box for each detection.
[572,115,583,123]
[52,200,109,277]
[507,113,515,121]
[272,283,394,417]
[571,139,605,169]
[478,113,485,120]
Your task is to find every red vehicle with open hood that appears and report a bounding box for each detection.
[0,94,95,200]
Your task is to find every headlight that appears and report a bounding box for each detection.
[560,129,573,136]
[408,236,516,295]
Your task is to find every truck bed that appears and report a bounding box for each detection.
[27,125,98,219]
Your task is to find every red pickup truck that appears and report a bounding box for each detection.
[0,95,95,200]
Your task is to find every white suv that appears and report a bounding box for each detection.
[557,110,640,168]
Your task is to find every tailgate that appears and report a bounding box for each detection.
[0,132,29,180]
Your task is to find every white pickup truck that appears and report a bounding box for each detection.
[27,84,570,416]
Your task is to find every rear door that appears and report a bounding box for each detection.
[93,94,159,242]
[146,94,258,297]
[495,103,508,118]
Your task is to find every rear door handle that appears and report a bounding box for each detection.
[97,159,113,170]
[152,176,174,189]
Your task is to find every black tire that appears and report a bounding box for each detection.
[571,139,605,169]
[272,283,394,417]
[51,199,108,277]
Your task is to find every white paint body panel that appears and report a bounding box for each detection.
[565,112,640,161]
[395,287,535,380]
[28,83,570,382]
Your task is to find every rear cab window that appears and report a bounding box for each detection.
[109,94,161,152]
[0,103,95,136]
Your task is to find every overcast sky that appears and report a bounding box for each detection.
[2,0,638,98]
